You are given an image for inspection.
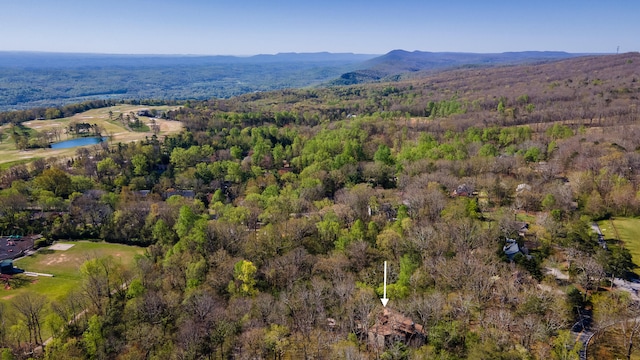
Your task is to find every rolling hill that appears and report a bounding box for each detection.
[329,50,591,85]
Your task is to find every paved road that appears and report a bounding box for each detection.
[591,222,607,249]
[545,223,633,359]
[546,267,590,359]
[546,265,640,360]
[575,329,595,360]
[546,267,570,281]
[613,277,640,301]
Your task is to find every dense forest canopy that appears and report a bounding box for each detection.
[0,53,639,359]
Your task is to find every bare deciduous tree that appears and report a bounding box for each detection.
[12,292,47,348]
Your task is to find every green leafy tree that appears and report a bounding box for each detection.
[186,256,208,289]
[45,108,62,119]
[524,146,541,162]
[96,157,120,185]
[478,143,498,157]
[546,123,574,139]
[551,330,582,360]
[228,260,258,297]
[83,315,105,360]
[376,228,403,260]
[34,167,73,198]
[230,145,243,160]
[429,320,467,357]
[377,255,418,299]
[349,219,366,243]
[44,338,85,360]
[374,144,394,166]
[442,197,481,220]
[497,100,505,116]
[0,348,16,360]
[71,175,94,193]
[126,278,145,299]
[131,153,149,176]
[542,193,556,211]
[264,324,290,359]
[272,143,286,167]
[516,94,530,104]
[317,212,341,250]
[174,205,200,240]
[152,219,177,245]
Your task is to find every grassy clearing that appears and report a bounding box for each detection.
[0,158,40,171]
[515,211,537,224]
[2,241,144,304]
[0,104,182,165]
[0,241,143,342]
[598,217,640,272]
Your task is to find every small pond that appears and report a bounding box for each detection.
[50,137,107,149]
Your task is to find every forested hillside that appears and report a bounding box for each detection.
[0,53,640,359]
[330,50,585,85]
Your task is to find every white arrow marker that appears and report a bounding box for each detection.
[381,261,389,307]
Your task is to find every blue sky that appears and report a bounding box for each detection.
[1,0,638,55]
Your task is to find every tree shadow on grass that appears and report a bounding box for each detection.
[6,275,33,289]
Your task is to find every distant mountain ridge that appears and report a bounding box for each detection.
[330,50,594,85]
[0,51,378,68]
[0,50,603,110]
[0,51,378,110]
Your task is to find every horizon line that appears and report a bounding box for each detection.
[0,49,618,57]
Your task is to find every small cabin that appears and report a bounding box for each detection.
[452,184,473,197]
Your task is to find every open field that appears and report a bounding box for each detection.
[0,104,183,165]
[598,218,640,273]
[1,241,144,304]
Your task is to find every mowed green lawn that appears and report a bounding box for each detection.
[598,217,640,273]
[1,241,144,304]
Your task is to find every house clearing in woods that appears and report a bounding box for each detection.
[368,308,426,349]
